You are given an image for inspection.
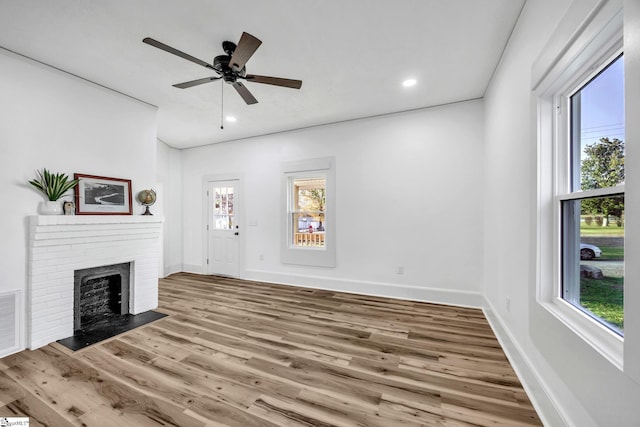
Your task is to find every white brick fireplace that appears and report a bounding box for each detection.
[28,215,163,349]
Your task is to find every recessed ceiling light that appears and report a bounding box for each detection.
[402,78,417,88]
[225,116,237,122]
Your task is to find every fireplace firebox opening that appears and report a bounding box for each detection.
[74,262,131,332]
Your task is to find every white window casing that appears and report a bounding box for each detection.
[534,2,625,369]
[281,157,336,267]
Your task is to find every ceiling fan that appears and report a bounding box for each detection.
[143,32,302,105]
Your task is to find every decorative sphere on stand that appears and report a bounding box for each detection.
[137,189,157,215]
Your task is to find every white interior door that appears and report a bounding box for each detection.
[207,180,240,277]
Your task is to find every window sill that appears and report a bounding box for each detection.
[539,298,623,370]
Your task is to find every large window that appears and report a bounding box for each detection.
[281,157,335,267]
[534,4,626,365]
[560,53,625,336]
[535,0,640,382]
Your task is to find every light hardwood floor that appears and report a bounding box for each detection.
[0,273,542,426]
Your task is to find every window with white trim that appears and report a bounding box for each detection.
[560,53,625,336]
[281,157,335,267]
[535,5,625,366]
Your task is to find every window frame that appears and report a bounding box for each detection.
[281,157,336,267]
[536,9,625,368]
[557,50,625,338]
[288,173,327,248]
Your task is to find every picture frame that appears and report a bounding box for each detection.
[74,174,132,215]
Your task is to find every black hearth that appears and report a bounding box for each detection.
[58,262,166,351]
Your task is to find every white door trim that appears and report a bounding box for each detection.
[201,173,244,278]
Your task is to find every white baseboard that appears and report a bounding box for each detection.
[162,264,185,278]
[242,269,484,308]
[181,264,205,275]
[483,297,569,427]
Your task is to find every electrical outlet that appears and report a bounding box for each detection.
[397,266,404,275]
[259,254,264,261]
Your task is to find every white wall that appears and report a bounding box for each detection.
[179,100,485,306]
[0,48,158,352]
[156,140,183,277]
[484,0,640,426]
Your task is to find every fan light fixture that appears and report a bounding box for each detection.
[402,78,417,87]
[225,116,237,122]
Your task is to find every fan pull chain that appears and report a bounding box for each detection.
[220,79,224,130]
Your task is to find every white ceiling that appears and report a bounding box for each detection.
[0,0,525,149]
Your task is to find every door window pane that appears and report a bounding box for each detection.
[213,186,234,230]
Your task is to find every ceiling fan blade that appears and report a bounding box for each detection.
[229,32,262,71]
[232,82,258,105]
[245,74,302,89]
[143,37,213,70]
[172,76,221,89]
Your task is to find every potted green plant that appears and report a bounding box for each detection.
[29,168,78,215]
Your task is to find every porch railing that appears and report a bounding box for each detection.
[294,232,325,246]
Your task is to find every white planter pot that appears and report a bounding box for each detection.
[39,200,63,215]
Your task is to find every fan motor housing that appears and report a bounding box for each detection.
[213,54,246,83]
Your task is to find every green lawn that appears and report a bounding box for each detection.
[580,277,624,331]
[600,246,624,260]
[577,219,624,333]
[580,224,624,237]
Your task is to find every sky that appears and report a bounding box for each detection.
[578,54,625,149]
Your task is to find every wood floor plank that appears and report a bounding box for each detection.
[442,392,540,427]
[186,395,284,427]
[180,352,303,403]
[118,329,195,362]
[0,272,542,426]
[0,370,26,407]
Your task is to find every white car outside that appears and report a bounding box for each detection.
[580,243,602,260]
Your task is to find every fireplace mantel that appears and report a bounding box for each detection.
[31,214,164,227]
[28,215,163,349]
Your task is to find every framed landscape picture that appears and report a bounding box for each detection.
[74,174,132,215]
